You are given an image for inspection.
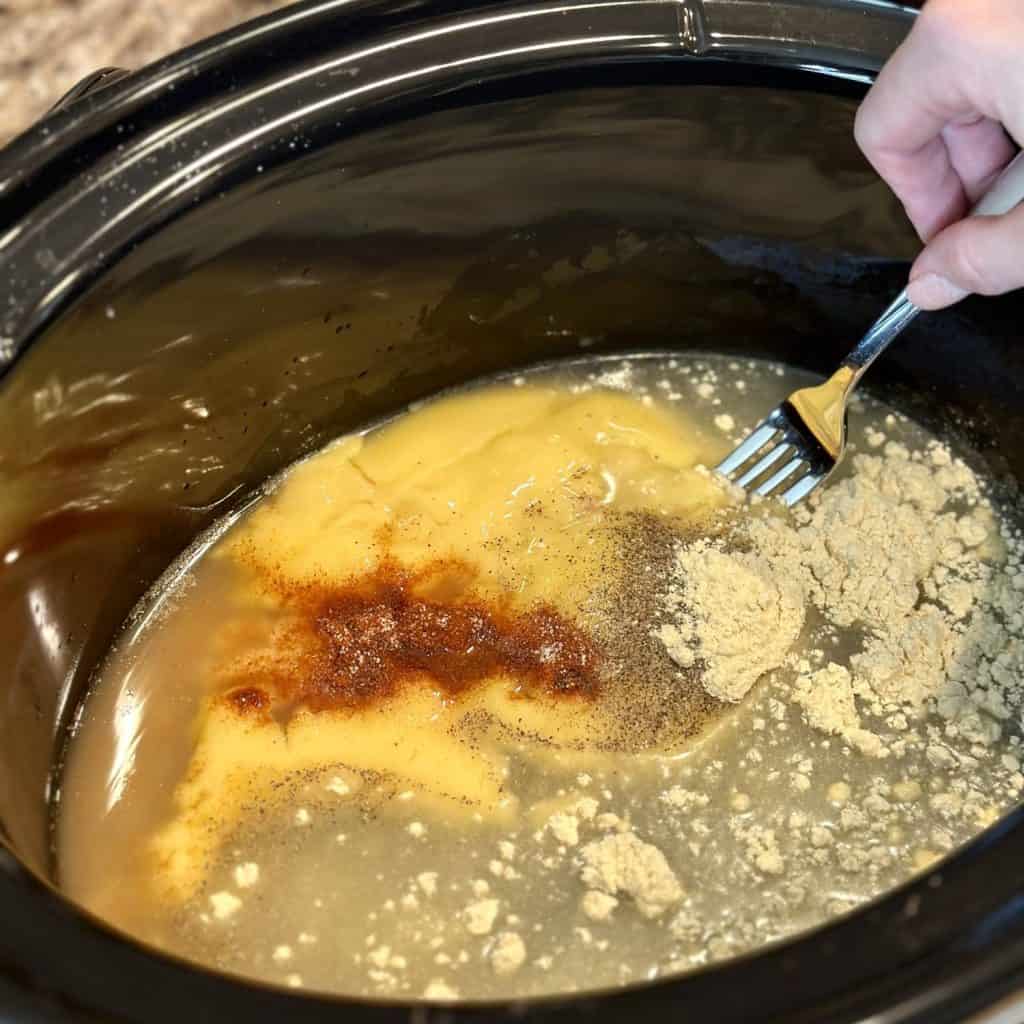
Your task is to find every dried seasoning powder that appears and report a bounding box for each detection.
[658,440,1024,753]
[578,832,683,919]
[656,542,805,702]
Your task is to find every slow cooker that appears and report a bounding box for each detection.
[2,0,1024,1020]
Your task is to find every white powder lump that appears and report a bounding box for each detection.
[325,776,353,797]
[417,871,438,896]
[580,890,619,922]
[423,979,460,999]
[489,932,526,975]
[935,681,1003,746]
[463,898,500,936]
[547,812,580,847]
[851,605,952,709]
[750,471,954,631]
[732,823,785,876]
[657,541,805,702]
[792,664,886,758]
[660,786,710,812]
[659,441,1019,763]
[579,832,683,918]
[938,579,978,619]
[669,907,703,943]
[209,891,242,920]
[367,945,404,969]
[233,862,260,889]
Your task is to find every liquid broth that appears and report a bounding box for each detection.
[58,353,1024,999]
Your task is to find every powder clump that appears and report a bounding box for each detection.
[657,444,1013,754]
[580,890,619,922]
[851,605,952,709]
[464,898,500,936]
[578,832,683,919]
[792,663,886,759]
[489,932,526,975]
[656,542,805,702]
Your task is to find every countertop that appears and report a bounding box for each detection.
[0,0,293,145]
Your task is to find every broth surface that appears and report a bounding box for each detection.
[59,353,1024,999]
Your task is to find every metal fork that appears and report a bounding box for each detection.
[716,150,1024,506]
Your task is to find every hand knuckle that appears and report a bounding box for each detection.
[952,230,991,294]
[919,0,963,35]
[853,104,876,153]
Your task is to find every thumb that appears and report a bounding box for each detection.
[907,204,1024,310]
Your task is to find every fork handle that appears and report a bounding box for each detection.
[842,288,918,383]
[843,149,1024,384]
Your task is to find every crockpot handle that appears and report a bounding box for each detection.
[49,67,131,114]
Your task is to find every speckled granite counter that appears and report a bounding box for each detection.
[0,0,292,145]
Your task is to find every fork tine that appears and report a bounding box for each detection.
[780,470,824,506]
[716,422,779,477]
[754,456,805,497]
[735,440,792,489]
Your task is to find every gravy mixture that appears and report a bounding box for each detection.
[58,354,1024,999]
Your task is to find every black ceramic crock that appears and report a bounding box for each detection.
[2,1,1023,1021]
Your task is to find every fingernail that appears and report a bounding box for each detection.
[907,273,969,310]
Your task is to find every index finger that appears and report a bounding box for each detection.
[854,10,1001,239]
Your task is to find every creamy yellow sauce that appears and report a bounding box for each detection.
[226,385,722,598]
[151,384,726,900]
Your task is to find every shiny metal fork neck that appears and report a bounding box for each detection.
[787,289,920,462]
[716,149,1024,506]
[715,288,922,504]
[843,288,920,385]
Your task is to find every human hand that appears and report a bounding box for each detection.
[854,0,1024,310]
